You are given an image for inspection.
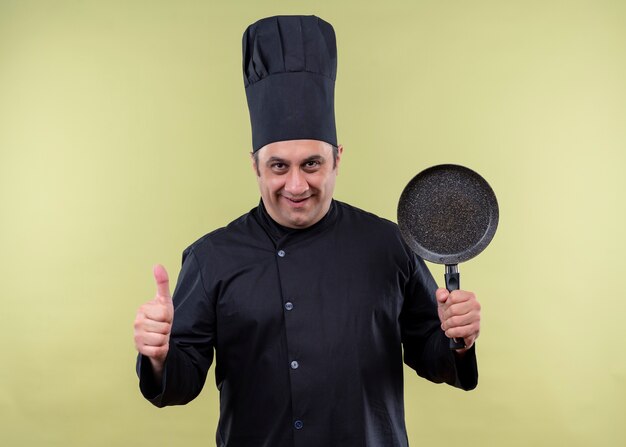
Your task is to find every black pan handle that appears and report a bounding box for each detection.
[445,265,466,350]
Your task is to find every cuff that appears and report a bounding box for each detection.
[453,343,478,390]
[136,354,167,402]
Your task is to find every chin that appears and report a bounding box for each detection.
[285,217,311,228]
[281,212,316,229]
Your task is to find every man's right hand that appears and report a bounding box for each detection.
[134,264,174,380]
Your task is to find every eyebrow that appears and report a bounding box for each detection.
[266,155,326,166]
[266,156,287,166]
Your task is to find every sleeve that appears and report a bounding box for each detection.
[399,253,478,391]
[136,247,216,406]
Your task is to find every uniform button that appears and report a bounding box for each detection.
[277,250,285,257]
[294,420,303,430]
[284,302,294,311]
[290,360,299,370]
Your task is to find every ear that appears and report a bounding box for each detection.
[335,144,344,173]
[250,151,260,176]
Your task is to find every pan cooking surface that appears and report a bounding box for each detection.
[397,164,498,264]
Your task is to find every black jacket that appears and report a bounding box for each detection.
[138,200,477,447]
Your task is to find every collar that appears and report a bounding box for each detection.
[254,199,338,246]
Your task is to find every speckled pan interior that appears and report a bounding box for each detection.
[397,164,499,265]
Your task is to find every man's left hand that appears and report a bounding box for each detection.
[436,288,481,353]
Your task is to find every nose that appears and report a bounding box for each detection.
[284,168,309,196]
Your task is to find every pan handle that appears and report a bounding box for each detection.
[445,265,466,350]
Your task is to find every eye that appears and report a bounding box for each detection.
[304,160,321,170]
[271,162,287,170]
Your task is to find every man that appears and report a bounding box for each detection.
[134,15,481,447]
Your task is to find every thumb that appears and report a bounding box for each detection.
[435,288,449,305]
[153,264,171,300]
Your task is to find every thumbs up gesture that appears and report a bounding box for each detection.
[134,265,174,376]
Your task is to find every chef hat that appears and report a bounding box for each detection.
[242,15,338,152]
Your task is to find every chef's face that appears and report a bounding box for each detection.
[253,139,343,229]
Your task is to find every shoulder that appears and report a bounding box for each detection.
[333,200,425,279]
[332,200,414,256]
[181,207,263,260]
[334,200,401,235]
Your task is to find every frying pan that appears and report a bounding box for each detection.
[397,164,499,350]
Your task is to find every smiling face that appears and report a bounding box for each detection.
[253,139,343,229]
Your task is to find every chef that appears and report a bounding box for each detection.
[134,15,481,447]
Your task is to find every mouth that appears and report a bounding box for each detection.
[282,195,312,206]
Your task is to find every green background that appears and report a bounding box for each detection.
[1,0,625,445]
